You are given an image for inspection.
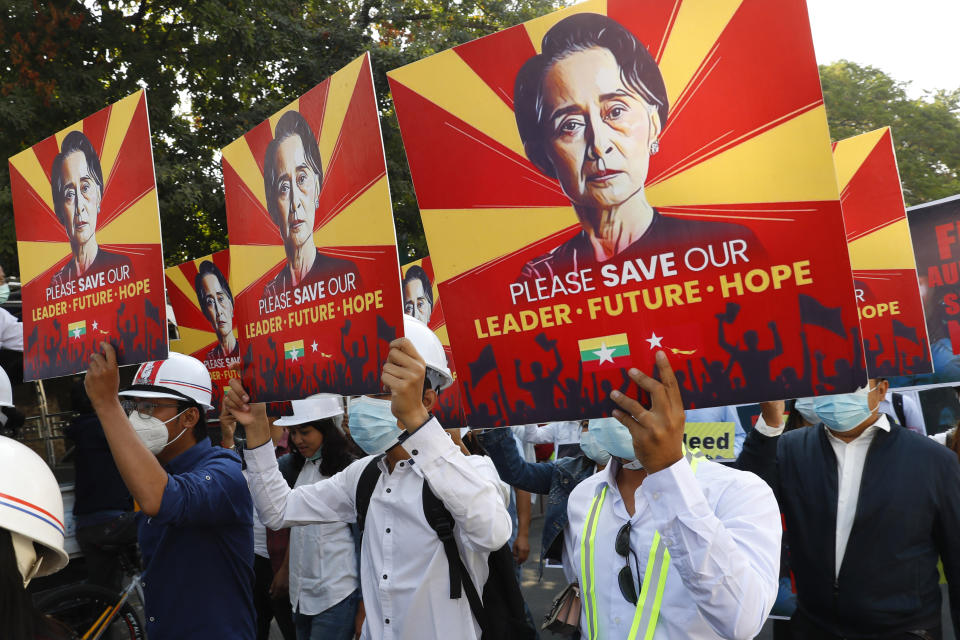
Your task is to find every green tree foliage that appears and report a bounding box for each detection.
[820,60,960,206]
[0,0,562,272]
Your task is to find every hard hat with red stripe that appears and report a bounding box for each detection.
[119,352,214,410]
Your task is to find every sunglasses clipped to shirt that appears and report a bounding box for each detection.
[616,522,643,604]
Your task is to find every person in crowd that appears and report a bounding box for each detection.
[271,395,362,640]
[876,381,925,435]
[232,315,511,640]
[221,410,297,640]
[513,13,754,282]
[194,259,239,362]
[401,264,433,324]
[521,420,583,458]
[0,433,73,639]
[63,380,136,591]
[0,264,10,305]
[564,352,780,638]
[260,110,358,304]
[0,305,23,351]
[84,346,255,639]
[49,130,132,289]
[478,419,608,578]
[745,381,960,638]
[686,405,746,458]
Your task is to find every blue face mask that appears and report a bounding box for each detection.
[811,386,877,433]
[348,397,401,455]
[579,431,610,466]
[588,417,636,462]
[793,397,820,425]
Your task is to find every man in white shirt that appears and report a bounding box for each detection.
[877,385,925,434]
[747,383,960,638]
[522,420,582,458]
[0,307,22,351]
[563,351,781,639]
[230,323,512,640]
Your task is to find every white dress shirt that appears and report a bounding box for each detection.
[878,391,925,434]
[252,516,269,559]
[244,418,511,640]
[563,457,780,639]
[0,307,23,351]
[523,421,582,457]
[753,413,893,577]
[287,458,360,615]
[824,414,891,576]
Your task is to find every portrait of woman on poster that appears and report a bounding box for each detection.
[514,13,752,281]
[49,130,132,291]
[260,110,358,304]
[194,260,239,362]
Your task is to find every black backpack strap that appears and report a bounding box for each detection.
[355,456,384,534]
[422,481,486,630]
[893,392,906,428]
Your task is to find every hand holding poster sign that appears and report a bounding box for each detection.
[223,53,404,402]
[8,90,168,379]
[833,128,932,378]
[165,250,241,411]
[401,257,466,427]
[388,0,865,426]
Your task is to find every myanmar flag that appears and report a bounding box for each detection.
[579,334,631,372]
[284,340,305,361]
[68,321,86,339]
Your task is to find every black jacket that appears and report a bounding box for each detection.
[746,417,960,637]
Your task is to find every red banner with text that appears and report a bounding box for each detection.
[389,0,865,426]
[9,90,167,380]
[223,53,404,402]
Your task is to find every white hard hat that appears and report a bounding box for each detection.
[0,366,12,408]
[119,352,214,410]
[403,315,453,390]
[0,436,69,578]
[275,393,344,427]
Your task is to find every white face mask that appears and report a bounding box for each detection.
[129,409,188,455]
[11,531,42,588]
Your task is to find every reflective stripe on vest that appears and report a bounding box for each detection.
[580,446,706,639]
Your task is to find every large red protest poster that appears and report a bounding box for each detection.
[388,0,865,426]
[904,195,960,385]
[833,128,932,378]
[401,256,465,427]
[9,91,167,380]
[165,250,240,411]
[223,53,404,402]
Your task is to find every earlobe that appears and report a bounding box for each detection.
[422,388,438,413]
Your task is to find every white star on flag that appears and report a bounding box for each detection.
[311,341,319,352]
[92,320,99,330]
[592,342,616,365]
[72,328,82,339]
[646,332,663,349]
[288,348,299,361]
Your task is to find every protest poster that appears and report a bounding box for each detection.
[9,90,167,380]
[833,128,932,379]
[388,0,865,426]
[164,250,240,411]
[903,194,960,385]
[223,53,404,402]
[401,256,466,427]
[682,422,735,461]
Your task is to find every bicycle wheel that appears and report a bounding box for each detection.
[35,583,145,640]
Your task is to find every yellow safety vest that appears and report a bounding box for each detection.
[580,447,706,640]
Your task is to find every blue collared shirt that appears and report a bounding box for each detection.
[138,438,255,639]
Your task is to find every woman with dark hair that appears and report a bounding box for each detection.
[48,130,132,292]
[194,260,238,361]
[259,110,358,305]
[513,13,752,281]
[0,436,74,639]
[272,395,361,640]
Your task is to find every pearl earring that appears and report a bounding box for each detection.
[650,140,659,155]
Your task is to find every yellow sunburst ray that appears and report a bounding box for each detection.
[99,91,143,183]
[8,148,56,214]
[16,241,70,285]
[847,219,916,271]
[314,176,396,247]
[422,206,578,283]
[230,244,286,295]
[170,326,216,357]
[318,54,367,169]
[833,127,888,194]
[97,192,162,245]
[657,0,743,108]
[165,264,202,311]
[221,136,268,211]
[523,0,606,53]
[646,106,838,207]
[388,50,525,158]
